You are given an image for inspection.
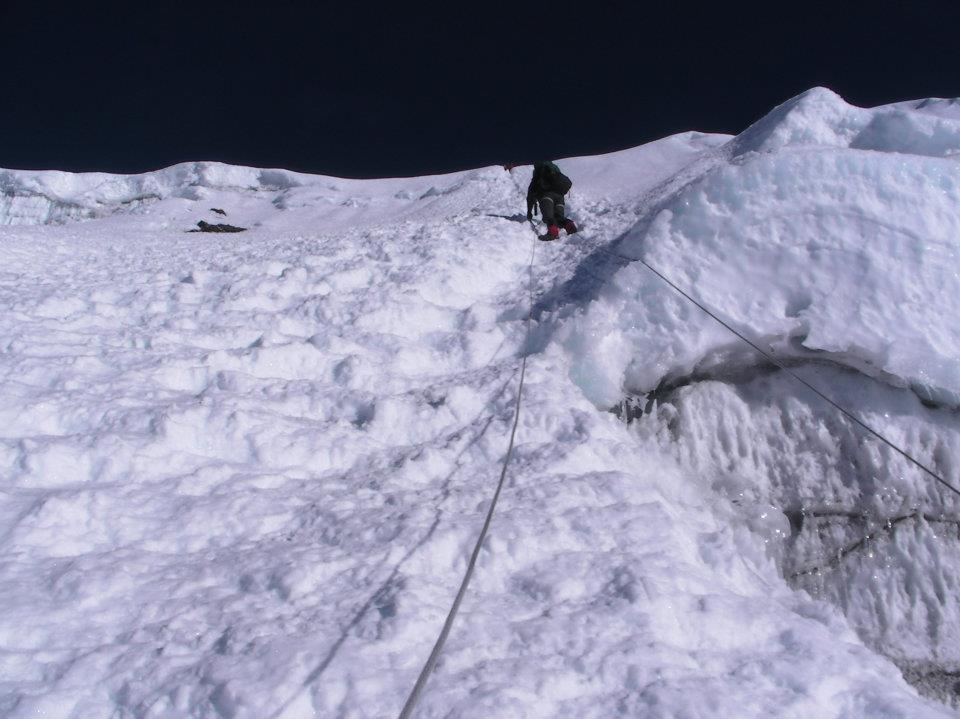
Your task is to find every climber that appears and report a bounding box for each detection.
[526,161,577,241]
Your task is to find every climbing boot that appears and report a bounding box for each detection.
[539,224,560,241]
[562,219,578,235]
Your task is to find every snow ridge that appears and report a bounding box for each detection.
[0,162,301,225]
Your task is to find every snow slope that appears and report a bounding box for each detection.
[1,90,958,718]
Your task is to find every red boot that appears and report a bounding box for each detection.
[562,219,578,235]
[539,224,560,241]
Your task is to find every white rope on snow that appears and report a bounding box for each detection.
[397,209,539,719]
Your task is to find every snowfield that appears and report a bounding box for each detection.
[1,88,959,718]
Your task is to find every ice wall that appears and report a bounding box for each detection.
[564,87,960,707]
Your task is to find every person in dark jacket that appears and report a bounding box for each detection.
[527,161,578,241]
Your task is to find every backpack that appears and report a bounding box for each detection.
[541,162,573,195]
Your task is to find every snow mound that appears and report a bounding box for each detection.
[563,86,960,409]
[731,86,960,158]
[730,87,873,155]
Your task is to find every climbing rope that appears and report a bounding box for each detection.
[397,193,539,719]
[608,248,960,501]
[788,510,960,579]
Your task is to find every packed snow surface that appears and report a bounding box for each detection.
[1,89,959,718]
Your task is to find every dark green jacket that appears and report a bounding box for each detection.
[526,161,571,215]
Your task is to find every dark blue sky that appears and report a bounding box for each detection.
[2,2,958,177]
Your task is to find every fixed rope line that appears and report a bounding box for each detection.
[398,217,539,719]
[624,251,960,501]
[788,510,960,579]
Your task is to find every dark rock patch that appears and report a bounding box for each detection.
[189,220,246,233]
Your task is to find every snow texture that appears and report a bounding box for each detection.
[1,89,958,718]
